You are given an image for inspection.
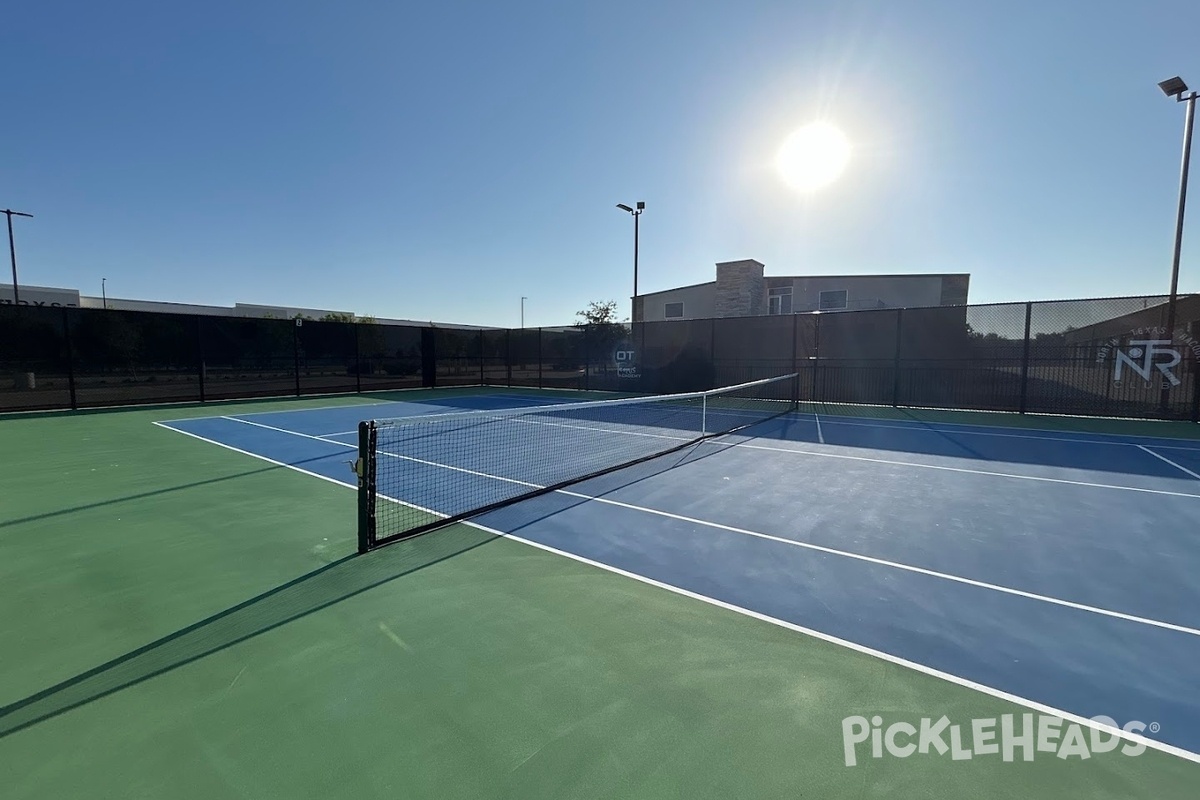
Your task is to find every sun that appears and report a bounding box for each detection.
[775,122,851,192]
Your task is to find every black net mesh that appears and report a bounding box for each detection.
[815,309,901,406]
[357,324,423,392]
[0,305,73,410]
[360,373,799,549]
[1027,295,1198,419]
[712,315,795,387]
[895,303,1026,411]
[199,316,296,401]
[480,329,510,387]
[637,319,714,394]
[509,329,541,388]
[296,320,357,395]
[538,327,586,390]
[2,296,1195,420]
[70,309,201,406]
[434,328,481,387]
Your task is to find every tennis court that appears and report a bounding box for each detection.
[3,385,1200,798]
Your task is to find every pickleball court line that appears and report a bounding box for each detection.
[212,415,1200,637]
[150,418,1200,764]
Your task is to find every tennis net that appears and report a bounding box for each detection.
[355,373,798,552]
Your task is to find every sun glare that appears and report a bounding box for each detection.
[775,122,851,193]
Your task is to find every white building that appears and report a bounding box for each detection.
[634,260,970,322]
[0,283,489,329]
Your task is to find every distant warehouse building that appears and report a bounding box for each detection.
[634,259,970,322]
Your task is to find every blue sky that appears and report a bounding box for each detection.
[1,0,1197,327]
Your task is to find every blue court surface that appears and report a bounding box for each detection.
[156,390,1200,759]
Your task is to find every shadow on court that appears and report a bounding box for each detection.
[0,448,364,530]
[0,433,747,740]
[0,525,501,739]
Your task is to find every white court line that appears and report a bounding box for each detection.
[807,407,1200,447]
[150,418,1200,764]
[209,415,1200,636]
[730,440,1200,500]
[226,412,1200,503]
[157,391,556,425]
[816,414,1200,452]
[190,388,1200,452]
[1138,445,1200,481]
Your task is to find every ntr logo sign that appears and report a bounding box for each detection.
[613,345,638,378]
[1114,340,1183,387]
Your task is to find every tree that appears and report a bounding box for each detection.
[575,300,628,376]
[575,300,622,326]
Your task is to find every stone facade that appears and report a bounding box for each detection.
[714,260,765,318]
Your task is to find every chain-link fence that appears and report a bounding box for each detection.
[2,295,1198,420]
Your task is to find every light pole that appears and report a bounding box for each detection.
[102,278,108,309]
[1156,76,1195,345]
[521,296,527,329]
[616,201,645,321]
[1158,77,1196,413]
[3,209,33,305]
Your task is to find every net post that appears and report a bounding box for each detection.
[479,329,485,386]
[1019,302,1033,414]
[702,393,707,436]
[356,421,377,554]
[537,327,543,389]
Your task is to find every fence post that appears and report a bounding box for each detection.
[62,306,78,410]
[478,329,485,386]
[790,313,799,404]
[354,323,362,394]
[1191,358,1200,423]
[421,327,436,388]
[293,321,302,397]
[1018,302,1033,414]
[813,312,823,403]
[892,308,904,407]
[195,316,206,403]
[584,324,591,392]
[506,328,513,387]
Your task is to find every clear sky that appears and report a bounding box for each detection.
[1,0,1197,327]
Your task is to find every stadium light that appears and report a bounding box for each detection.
[616,201,646,320]
[1159,76,1189,98]
[3,209,33,306]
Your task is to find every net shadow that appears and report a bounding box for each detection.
[0,525,500,738]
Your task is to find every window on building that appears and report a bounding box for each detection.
[664,301,685,318]
[768,286,793,315]
[819,290,848,311]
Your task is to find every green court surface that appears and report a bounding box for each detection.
[1,391,1197,799]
